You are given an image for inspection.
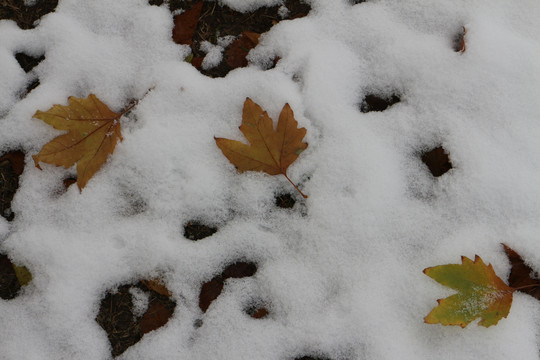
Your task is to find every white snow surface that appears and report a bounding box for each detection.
[0,0,539,359]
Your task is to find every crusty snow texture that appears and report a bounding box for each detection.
[1,0,540,359]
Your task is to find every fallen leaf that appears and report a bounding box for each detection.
[248,307,269,319]
[424,255,513,327]
[32,94,124,190]
[502,243,540,300]
[215,98,308,198]
[142,278,172,297]
[199,261,258,312]
[0,150,25,175]
[225,31,260,69]
[199,277,224,312]
[454,26,466,53]
[140,301,173,334]
[172,1,203,45]
[12,264,32,287]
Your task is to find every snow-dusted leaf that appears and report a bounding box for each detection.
[424,255,513,327]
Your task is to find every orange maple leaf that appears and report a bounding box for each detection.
[215,98,308,198]
[32,94,124,190]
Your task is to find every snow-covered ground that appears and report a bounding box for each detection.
[1,0,540,359]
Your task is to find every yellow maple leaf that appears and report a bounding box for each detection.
[215,98,308,198]
[32,94,124,190]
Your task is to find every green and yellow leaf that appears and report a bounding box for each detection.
[424,255,513,328]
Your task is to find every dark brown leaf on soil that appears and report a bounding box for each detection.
[140,301,173,334]
[225,31,260,69]
[183,221,218,240]
[0,0,58,29]
[421,146,453,177]
[502,243,540,300]
[199,261,257,312]
[172,1,203,45]
[360,94,401,112]
[199,277,224,312]
[0,254,21,300]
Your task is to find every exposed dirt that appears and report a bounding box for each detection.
[0,254,21,300]
[360,93,401,113]
[165,0,311,77]
[0,150,25,221]
[183,220,218,240]
[95,281,177,357]
[421,146,453,177]
[0,0,58,29]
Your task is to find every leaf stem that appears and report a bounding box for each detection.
[511,284,540,292]
[283,172,308,199]
[120,86,155,116]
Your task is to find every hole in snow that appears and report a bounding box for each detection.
[421,146,453,177]
[275,193,296,209]
[183,221,218,241]
[360,93,401,113]
[15,52,45,73]
[0,254,22,300]
[0,150,25,221]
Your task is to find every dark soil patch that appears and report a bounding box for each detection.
[95,280,176,357]
[0,254,22,300]
[421,146,452,177]
[183,220,218,240]
[0,0,58,29]
[165,0,311,77]
[360,94,401,113]
[15,52,45,73]
[199,261,257,312]
[275,193,296,209]
[0,150,25,221]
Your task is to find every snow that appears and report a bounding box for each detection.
[0,0,539,359]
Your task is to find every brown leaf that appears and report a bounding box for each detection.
[215,98,308,198]
[454,26,467,53]
[32,94,124,190]
[199,261,258,312]
[172,1,203,45]
[0,151,25,175]
[225,31,260,69]
[199,277,224,312]
[140,301,173,334]
[248,307,269,319]
[502,243,540,300]
[142,278,172,297]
